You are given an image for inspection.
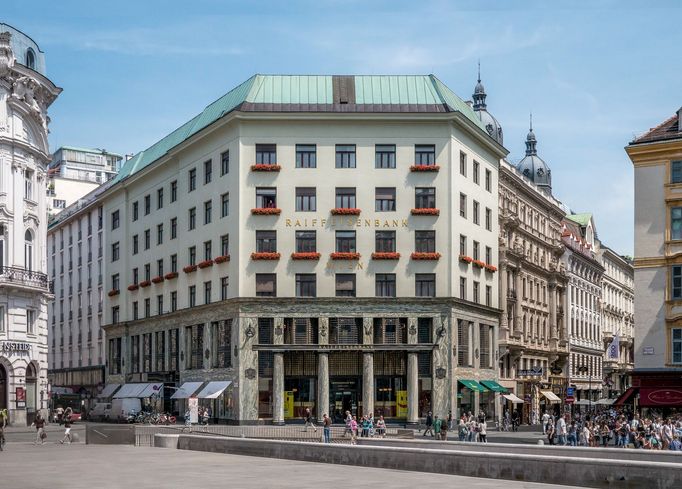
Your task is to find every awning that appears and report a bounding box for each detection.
[596,398,616,405]
[503,393,525,404]
[458,379,488,393]
[99,384,121,398]
[196,381,232,399]
[573,399,592,406]
[170,382,204,400]
[51,386,74,395]
[639,387,682,407]
[613,387,638,406]
[114,383,148,398]
[480,380,508,393]
[540,390,561,403]
[138,383,163,398]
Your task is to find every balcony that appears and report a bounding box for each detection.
[0,266,52,292]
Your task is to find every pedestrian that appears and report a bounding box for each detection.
[322,413,332,443]
[303,407,317,433]
[202,407,210,427]
[556,415,567,446]
[423,411,434,437]
[511,410,519,432]
[440,416,448,441]
[447,410,453,430]
[567,421,577,446]
[32,413,46,445]
[350,416,358,445]
[360,415,370,437]
[368,413,375,437]
[433,415,442,440]
[0,408,8,451]
[546,421,556,445]
[479,418,488,443]
[669,435,682,451]
[458,415,468,442]
[376,415,386,438]
[183,408,192,432]
[59,409,73,444]
[343,411,353,437]
[542,411,550,435]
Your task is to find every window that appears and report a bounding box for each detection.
[256,231,277,253]
[335,187,356,209]
[171,218,177,239]
[221,234,229,256]
[415,188,436,209]
[256,274,277,297]
[157,188,164,209]
[672,207,682,240]
[459,277,467,300]
[376,273,396,297]
[375,187,396,211]
[204,159,212,184]
[204,200,212,224]
[187,324,203,369]
[204,240,212,261]
[112,273,120,291]
[485,169,492,192]
[188,285,196,307]
[415,145,435,166]
[457,320,470,366]
[486,285,492,306]
[672,161,682,184]
[256,187,277,208]
[221,150,229,175]
[473,200,480,225]
[335,230,356,253]
[415,274,435,297]
[459,235,467,256]
[417,318,432,343]
[473,160,480,184]
[144,263,151,281]
[132,202,139,221]
[171,180,178,202]
[473,241,480,260]
[171,254,177,273]
[335,274,356,297]
[132,301,139,320]
[112,306,120,324]
[144,229,150,250]
[157,295,163,315]
[144,298,150,318]
[256,144,277,165]
[221,193,229,217]
[157,224,163,245]
[111,242,120,262]
[296,230,316,252]
[25,48,35,69]
[485,246,492,264]
[673,328,682,364]
[296,187,316,212]
[188,207,196,230]
[296,274,316,297]
[26,309,36,335]
[24,169,33,200]
[204,281,212,304]
[459,193,467,218]
[144,195,151,215]
[214,320,233,368]
[157,258,164,276]
[188,168,196,192]
[672,265,682,299]
[221,276,229,300]
[375,230,396,252]
[375,144,396,168]
[189,246,196,266]
[111,210,120,230]
[459,151,467,176]
[335,144,356,168]
[170,291,177,312]
[485,208,492,231]
[473,281,480,303]
[132,268,139,284]
[415,230,435,253]
[296,144,316,168]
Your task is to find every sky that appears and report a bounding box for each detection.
[3,0,681,255]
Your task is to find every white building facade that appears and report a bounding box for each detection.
[0,25,61,425]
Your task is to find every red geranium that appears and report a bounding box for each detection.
[251,208,281,215]
[251,252,281,260]
[164,272,178,280]
[151,276,164,284]
[411,252,441,260]
[139,280,152,288]
[127,284,139,291]
[250,164,281,172]
[459,255,473,264]
[371,252,401,260]
[291,252,321,260]
[198,259,214,269]
[214,255,230,264]
[472,260,486,268]
[330,252,361,260]
[410,165,440,172]
[183,265,197,274]
[411,208,440,216]
[108,289,120,297]
[485,264,498,273]
[331,208,361,216]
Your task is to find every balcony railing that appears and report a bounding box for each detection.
[0,266,52,292]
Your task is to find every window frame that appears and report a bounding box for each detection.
[335,144,356,169]
[296,144,317,168]
[375,144,396,169]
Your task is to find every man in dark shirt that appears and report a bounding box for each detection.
[33,414,46,445]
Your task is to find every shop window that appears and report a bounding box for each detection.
[417,318,432,343]
[373,317,407,344]
[284,318,318,344]
[258,318,274,344]
[457,320,470,367]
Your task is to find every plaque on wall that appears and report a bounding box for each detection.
[245,368,256,379]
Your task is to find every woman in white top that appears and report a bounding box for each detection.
[478,420,488,443]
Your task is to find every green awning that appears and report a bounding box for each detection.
[458,379,488,392]
[480,380,508,393]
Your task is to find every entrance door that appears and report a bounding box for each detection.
[26,363,37,425]
[0,364,7,412]
[329,378,360,423]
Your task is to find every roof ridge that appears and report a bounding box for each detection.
[633,113,678,142]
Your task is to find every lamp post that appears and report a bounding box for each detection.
[577,365,591,413]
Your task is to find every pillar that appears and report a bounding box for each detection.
[317,352,329,421]
[362,352,374,417]
[499,260,508,335]
[407,352,419,425]
[549,282,558,341]
[514,270,523,336]
[272,352,284,425]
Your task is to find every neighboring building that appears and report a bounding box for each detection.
[625,107,682,409]
[0,25,61,425]
[47,185,108,407]
[497,121,568,423]
[562,213,605,406]
[47,146,123,216]
[598,246,634,397]
[99,74,506,424]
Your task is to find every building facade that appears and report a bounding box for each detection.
[626,107,682,409]
[100,75,506,423]
[47,146,122,216]
[0,25,61,425]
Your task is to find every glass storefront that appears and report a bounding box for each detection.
[284,377,316,419]
[330,377,360,422]
[375,376,406,418]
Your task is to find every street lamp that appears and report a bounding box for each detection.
[577,365,591,413]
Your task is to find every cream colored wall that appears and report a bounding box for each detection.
[49,177,99,214]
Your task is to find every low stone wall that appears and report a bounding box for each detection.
[175,434,682,489]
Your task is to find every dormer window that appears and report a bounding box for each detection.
[26,48,36,70]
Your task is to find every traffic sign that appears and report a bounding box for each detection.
[565,396,575,404]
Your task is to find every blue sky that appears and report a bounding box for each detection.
[4,0,681,255]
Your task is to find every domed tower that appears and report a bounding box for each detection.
[472,63,503,145]
[516,115,552,195]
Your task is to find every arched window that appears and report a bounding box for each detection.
[25,48,36,70]
[25,229,33,271]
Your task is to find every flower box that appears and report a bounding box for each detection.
[151,276,165,284]
[330,252,361,260]
[164,272,178,280]
[251,252,281,260]
[411,208,440,216]
[183,265,197,274]
[371,252,401,260]
[107,289,120,297]
[251,164,281,172]
[291,252,321,260]
[411,252,441,261]
[251,208,281,215]
[330,208,361,216]
[410,164,440,172]
[214,255,230,264]
[139,280,152,288]
[459,255,473,264]
[472,259,486,269]
[197,259,214,269]
[127,284,139,292]
[485,264,498,273]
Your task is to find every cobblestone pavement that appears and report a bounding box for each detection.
[0,443,575,489]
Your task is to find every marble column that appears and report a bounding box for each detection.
[362,352,374,417]
[317,352,329,421]
[407,352,419,425]
[272,352,284,425]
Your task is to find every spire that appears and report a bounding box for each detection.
[525,113,537,156]
[472,60,486,110]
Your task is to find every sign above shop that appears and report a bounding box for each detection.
[518,366,543,377]
[0,341,31,354]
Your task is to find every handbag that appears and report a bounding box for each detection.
[40,431,47,440]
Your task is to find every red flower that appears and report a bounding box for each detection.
[410,165,440,172]
[107,289,120,297]
[214,255,230,264]
[331,208,361,216]
[183,265,198,274]
[330,252,361,260]
[164,272,178,280]
[139,280,152,288]
[151,276,164,284]
[411,208,440,216]
[127,284,139,292]
[485,264,498,273]
[371,252,401,260]
[411,252,441,261]
[291,252,321,260]
[251,252,281,260]
[251,164,282,172]
[198,259,214,269]
[472,260,486,268]
[251,208,282,215]
[459,255,473,264]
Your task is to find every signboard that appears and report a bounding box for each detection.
[284,391,294,418]
[518,366,544,377]
[188,397,199,423]
[16,387,26,408]
[642,347,655,355]
[1,342,31,354]
[396,390,408,418]
[566,387,575,397]
[565,396,575,404]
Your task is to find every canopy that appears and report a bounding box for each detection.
[480,380,508,393]
[171,382,204,400]
[595,398,615,405]
[138,383,163,398]
[573,399,592,406]
[540,390,561,403]
[99,384,121,398]
[458,379,488,393]
[503,393,525,404]
[196,381,232,399]
[613,387,638,406]
[114,383,162,399]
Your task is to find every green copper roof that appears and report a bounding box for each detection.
[114,74,491,185]
[566,213,592,226]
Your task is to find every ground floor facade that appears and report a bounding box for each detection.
[625,370,682,411]
[103,297,501,424]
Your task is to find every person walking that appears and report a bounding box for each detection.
[423,411,434,437]
[511,410,519,432]
[182,408,192,433]
[59,409,73,444]
[458,415,468,442]
[376,416,386,438]
[322,413,332,443]
[303,407,317,433]
[567,421,577,446]
[542,411,550,435]
[433,415,442,440]
[440,416,448,441]
[343,411,352,438]
[556,414,567,446]
[32,413,46,445]
[479,418,488,443]
[350,416,358,445]
[447,410,453,430]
